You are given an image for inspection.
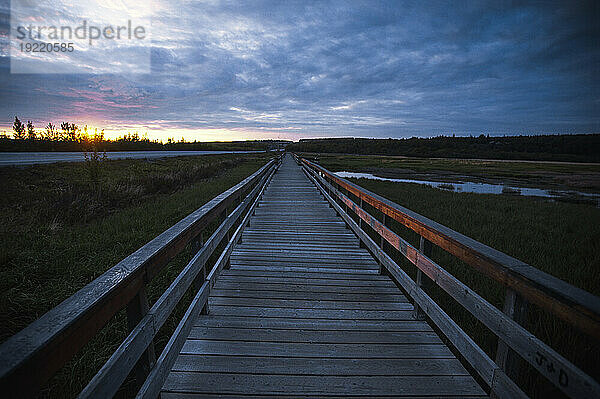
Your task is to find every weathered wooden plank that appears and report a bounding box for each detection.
[193,316,433,331]
[208,297,412,310]
[211,289,406,302]
[233,247,370,255]
[230,254,374,264]
[230,258,377,266]
[181,340,454,358]
[240,233,358,240]
[215,275,396,287]
[209,305,415,320]
[187,327,440,344]
[212,282,399,294]
[230,262,379,272]
[229,264,379,274]
[172,355,466,375]
[235,244,369,252]
[245,224,346,230]
[241,230,356,237]
[220,269,389,280]
[163,373,485,396]
[241,228,354,237]
[232,251,371,259]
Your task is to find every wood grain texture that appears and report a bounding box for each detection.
[161,154,484,398]
[171,355,466,375]
[163,373,484,396]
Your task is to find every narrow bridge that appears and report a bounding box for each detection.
[162,154,483,397]
[0,154,598,398]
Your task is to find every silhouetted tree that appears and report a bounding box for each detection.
[60,122,79,142]
[44,123,59,141]
[13,117,26,140]
[26,121,36,140]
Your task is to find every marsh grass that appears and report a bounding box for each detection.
[342,176,599,399]
[0,153,270,398]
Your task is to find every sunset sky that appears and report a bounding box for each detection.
[0,1,598,142]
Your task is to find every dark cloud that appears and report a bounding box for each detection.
[0,0,598,138]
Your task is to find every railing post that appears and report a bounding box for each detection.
[413,236,432,320]
[221,208,231,270]
[332,182,340,215]
[191,231,203,255]
[226,208,231,243]
[192,232,208,314]
[126,286,156,386]
[343,192,350,229]
[239,223,245,243]
[378,214,387,275]
[358,198,367,249]
[495,288,528,381]
[358,198,363,229]
[328,177,333,206]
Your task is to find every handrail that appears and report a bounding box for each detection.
[0,156,280,398]
[79,164,276,399]
[302,164,525,398]
[136,159,275,399]
[300,157,600,339]
[299,154,600,399]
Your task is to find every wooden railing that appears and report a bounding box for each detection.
[0,155,281,398]
[298,154,599,399]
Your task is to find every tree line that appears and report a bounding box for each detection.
[2,117,288,152]
[286,134,600,162]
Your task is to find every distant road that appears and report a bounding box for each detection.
[0,150,264,166]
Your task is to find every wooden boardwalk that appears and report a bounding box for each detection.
[2,154,597,398]
[161,155,486,398]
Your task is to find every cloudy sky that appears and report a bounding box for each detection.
[0,1,598,141]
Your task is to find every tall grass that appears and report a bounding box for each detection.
[0,153,270,397]
[341,177,599,399]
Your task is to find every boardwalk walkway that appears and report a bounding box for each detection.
[162,154,486,397]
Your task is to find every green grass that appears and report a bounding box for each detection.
[0,152,271,397]
[336,175,599,399]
